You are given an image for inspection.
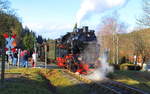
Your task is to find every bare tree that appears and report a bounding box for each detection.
[97,14,126,64]
[0,0,10,11]
[131,29,150,65]
[137,0,150,27]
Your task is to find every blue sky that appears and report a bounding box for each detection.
[10,0,143,39]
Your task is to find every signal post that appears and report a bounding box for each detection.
[1,33,16,86]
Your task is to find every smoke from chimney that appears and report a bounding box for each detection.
[76,0,128,23]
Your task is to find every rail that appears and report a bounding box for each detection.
[64,69,149,94]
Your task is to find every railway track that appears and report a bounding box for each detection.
[97,80,148,94]
[63,69,149,94]
[2,67,149,94]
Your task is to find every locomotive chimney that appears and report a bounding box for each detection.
[83,26,88,32]
[73,23,78,32]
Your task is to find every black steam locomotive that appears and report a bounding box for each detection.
[56,25,99,73]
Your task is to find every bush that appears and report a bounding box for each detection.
[111,64,120,70]
[120,63,141,70]
[120,63,135,70]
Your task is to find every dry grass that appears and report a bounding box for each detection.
[108,70,150,92]
[0,68,53,94]
[2,68,93,94]
[40,69,92,94]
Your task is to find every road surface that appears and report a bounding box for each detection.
[0,59,59,72]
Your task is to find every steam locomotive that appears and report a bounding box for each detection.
[56,25,100,74]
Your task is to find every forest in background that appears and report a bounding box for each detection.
[0,0,45,52]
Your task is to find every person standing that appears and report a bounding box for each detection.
[20,50,24,67]
[32,52,36,67]
[8,54,13,65]
[23,51,29,68]
[134,55,137,65]
[13,51,18,66]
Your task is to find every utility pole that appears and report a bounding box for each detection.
[17,49,21,68]
[34,40,37,67]
[116,34,119,64]
[112,27,115,64]
[112,21,119,65]
[44,43,47,69]
[54,40,57,60]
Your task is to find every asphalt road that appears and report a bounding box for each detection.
[0,60,59,72]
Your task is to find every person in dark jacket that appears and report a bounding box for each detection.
[23,52,29,67]
[13,52,18,66]
[21,50,29,68]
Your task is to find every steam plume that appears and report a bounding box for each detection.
[76,0,128,23]
[88,53,114,81]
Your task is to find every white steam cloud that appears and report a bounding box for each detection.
[88,54,114,81]
[76,0,128,23]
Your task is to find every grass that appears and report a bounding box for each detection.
[0,68,53,94]
[4,68,149,94]
[1,68,94,94]
[40,69,92,94]
[108,70,150,92]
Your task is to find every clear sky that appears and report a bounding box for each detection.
[9,0,143,39]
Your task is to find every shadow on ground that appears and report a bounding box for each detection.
[0,76,53,94]
[0,76,149,94]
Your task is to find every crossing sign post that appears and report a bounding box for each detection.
[1,42,5,86]
[1,34,7,85]
[4,34,16,52]
[1,33,16,85]
[5,34,16,69]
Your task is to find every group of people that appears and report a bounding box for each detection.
[6,49,37,68]
[7,51,18,66]
[20,50,29,67]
